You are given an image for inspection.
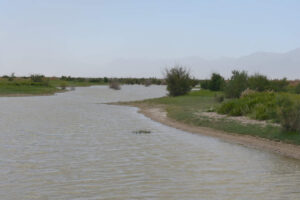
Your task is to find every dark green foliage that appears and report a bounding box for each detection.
[218,92,300,132]
[218,92,279,119]
[165,66,192,96]
[248,73,270,92]
[269,78,289,92]
[200,74,225,91]
[59,76,164,85]
[190,78,200,87]
[214,94,224,103]
[109,79,121,90]
[222,72,289,97]
[208,73,225,91]
[277,97,300,132]
[295,83,300,94]
[88,78,103,83]
[113,77,164,85]
[30,74,45,83]
[200,80,210,89]
[60,76,87,82]
[144,79,151,87]
[77,77,86,82]
[60,82,67,90]
[224,70,248,98]
[30,74,50,86]
[8,73,15,81]
[61,76,73,81]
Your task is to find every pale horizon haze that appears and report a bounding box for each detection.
[1,0,300,79]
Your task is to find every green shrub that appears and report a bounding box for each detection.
[218,91,300,132]
[109,80,121,90]
[295,83,300,94]
[229,104,243,116]
[208,73,225,91]
[277,97,300,132]
[218,92,279,119]
[60,82,67,90]
[224,70,248,98]
[252,103,269,120]
[144,79,152,87]
[103,77,109,83]
[190,79,200,87]
[200,74,225,91]
[240,88,256,98]
[8,73,15,81]
[248,73,270,92]
[89,78,103,83]
[269,78,289,92]
[218,100,237,114]
[165,66,192,96]
[214,94,225,103]
[30,74,45,82]
[200,80,210,89]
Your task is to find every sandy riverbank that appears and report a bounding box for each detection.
[125,103,300,160]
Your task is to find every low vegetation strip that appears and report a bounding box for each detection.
[0,79,60,96]
[0,75,164,96]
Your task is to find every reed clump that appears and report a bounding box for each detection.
[109,80,121,90]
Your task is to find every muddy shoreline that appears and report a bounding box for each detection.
[123,103,300,160]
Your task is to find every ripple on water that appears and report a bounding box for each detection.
[0,85,300,200]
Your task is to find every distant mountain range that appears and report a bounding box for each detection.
[105,48,300,79]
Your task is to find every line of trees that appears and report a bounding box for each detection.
[1,74,166,86]
[60,76,165,85]
[200,71,293,98]
[163,66,298,98]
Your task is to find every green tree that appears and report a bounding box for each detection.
[165,66,192,96]
[295,83,300,94]
[103,77,109,83]
[208,73,225,91]
[269,78,289,92]
[248,73,270,92]
[30,74,45,82]
[200,80,210,89]
[277,97,300,132]
[8,73,15,81]
[224,70,248,98]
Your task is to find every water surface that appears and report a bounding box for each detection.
[0,85,299,200]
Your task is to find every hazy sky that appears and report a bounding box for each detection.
[1,0,300,78]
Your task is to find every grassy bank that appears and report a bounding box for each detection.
[0,77,106,96]
[128,90,300,145]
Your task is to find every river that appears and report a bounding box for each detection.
[0,85,299,199]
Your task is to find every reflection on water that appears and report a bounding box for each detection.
[0,85,299,200]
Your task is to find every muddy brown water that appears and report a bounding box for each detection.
[0,85,299,200]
